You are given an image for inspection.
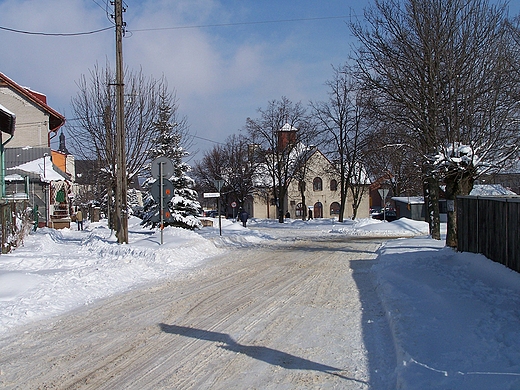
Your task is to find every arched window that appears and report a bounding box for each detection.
[313,177,323,191]
[314,202,323,218]
[330,202,340,216]
[330,179,337,191]
[295,203,304,217]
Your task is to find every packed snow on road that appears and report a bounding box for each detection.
[0,216,519,388]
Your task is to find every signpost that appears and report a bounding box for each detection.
[231,201,237,220]
[213,180,225,236]
[378,188,390,222]
[151,157,175,244]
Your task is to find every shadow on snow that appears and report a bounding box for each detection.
[159,323,368,384]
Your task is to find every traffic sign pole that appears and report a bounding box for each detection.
[160,161,164,245]
[213,180,225,236]
[231,201,237,220]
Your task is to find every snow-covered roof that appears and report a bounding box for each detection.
[279,123,298,132]
[392,196,425,204]
[0,102,15,135]
[470,184,517,196]
[7,155,67,182]
[0,102,15,117]
[5,173,25,181]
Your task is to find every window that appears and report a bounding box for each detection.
[313,177,323,191]
[330,179,337,191]
[330,202,340,215]
[295,203,304,217]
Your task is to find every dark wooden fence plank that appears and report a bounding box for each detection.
[457,196,520,273]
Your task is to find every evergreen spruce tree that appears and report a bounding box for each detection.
[141,94,202,230]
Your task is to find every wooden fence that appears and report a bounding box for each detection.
[0,200,31,254]
[457,196,520,272]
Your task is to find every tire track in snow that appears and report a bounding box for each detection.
[0,235,393,389]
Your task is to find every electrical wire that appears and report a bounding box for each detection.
[0,25,113,36]
[128,15,352,33]
[0,14,353,38]
[90,0,116,25]
[90,0,108,13]
[192,135,225,145]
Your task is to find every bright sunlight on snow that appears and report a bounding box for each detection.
[1,216,519,388]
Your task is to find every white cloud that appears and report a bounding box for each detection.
[0,0,355,157]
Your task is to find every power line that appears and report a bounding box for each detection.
[0,25,113,36]
[128,15,353,33]
[90,0,115,25]
[0,14,354,37]
[192,135,225,145]
[90,0,109,13]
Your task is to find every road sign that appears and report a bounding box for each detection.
[150,208,174,223]
[204,192,220,198]
[151,156,174,179]
[151,179,174,206]
[378,188,389,203]
[213,179,225,191]
[231,201,237,208]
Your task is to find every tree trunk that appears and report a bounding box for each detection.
[299,180,307,221]
[424,176,441,240]
[445,172,474,248]
[444,175,457,248]
[277,186,286,223]
[338,182,347,223]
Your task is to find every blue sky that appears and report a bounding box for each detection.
[0,0,518,160]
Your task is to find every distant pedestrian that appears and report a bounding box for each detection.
[239,209,249,227]
[76,209,83,231]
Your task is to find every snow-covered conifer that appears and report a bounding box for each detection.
[141,93,202,230]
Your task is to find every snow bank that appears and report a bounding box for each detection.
[374,238,520,389]
[1,214,520,389]
[0,217,222,333]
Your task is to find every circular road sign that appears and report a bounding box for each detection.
[231,201,237,208]
[151,156,175,179]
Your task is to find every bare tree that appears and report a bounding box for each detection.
[68,63,175,219]
[363,123,423,198]
[351,0,520,243]
[193,134,257,217]
[311,66,370,221]
[246,97,312,223]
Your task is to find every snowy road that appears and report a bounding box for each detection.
[0,231,396,389]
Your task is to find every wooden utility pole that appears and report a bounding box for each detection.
[114,0,128,243]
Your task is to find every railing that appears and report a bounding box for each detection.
[457,196,520,272]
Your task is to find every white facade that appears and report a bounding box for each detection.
[252,149,370,220]
[0,73,64,148]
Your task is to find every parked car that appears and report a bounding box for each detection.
[205,210,219,218]
[372,208,398,221]
[370,206,382,215]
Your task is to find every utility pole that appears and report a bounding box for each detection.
[114,0,128,243]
